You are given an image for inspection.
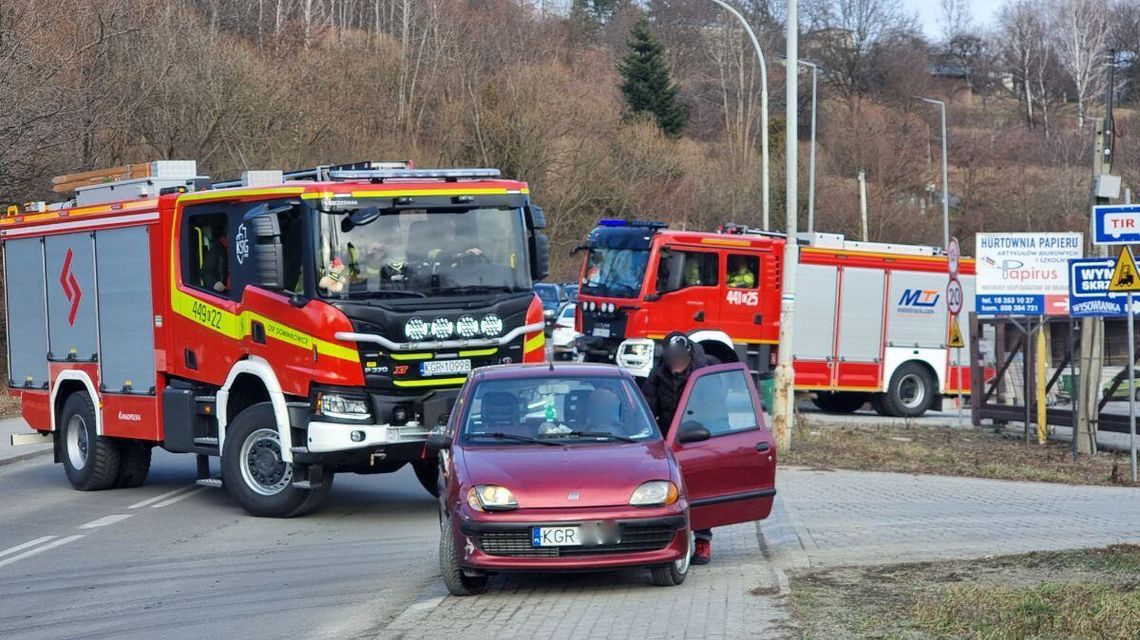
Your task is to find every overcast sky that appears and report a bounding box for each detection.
[900,0,1002,39]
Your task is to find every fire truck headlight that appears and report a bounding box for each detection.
[430,317,454,340]
[480,314,503,337]
[405,317,429,341]
[315,392,372,422]
[456,315,479,338]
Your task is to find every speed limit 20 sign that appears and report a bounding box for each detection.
[946,277,964,316]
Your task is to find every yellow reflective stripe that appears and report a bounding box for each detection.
[170,288,360,363]
[1,198,157,226]
[390,352,432,361]
[393,377,466,388]
[524,332,544,354]
[177,187,307,203]
[458,348,497,358]
[700,237,752,247]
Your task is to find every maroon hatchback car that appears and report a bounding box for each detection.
[427,362,777,595]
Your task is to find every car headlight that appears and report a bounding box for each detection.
[629,481,679,506]
[431,316,454,340]
[456,315,479,338]
[315,392,371,422]
[480,313,503,337]
[405,317,429,341]
[467,485,518,511]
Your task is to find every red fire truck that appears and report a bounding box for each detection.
[4,161,549,517]
[575,220,975,417]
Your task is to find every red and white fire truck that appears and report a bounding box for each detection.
[575,220,975,417]
[4,160,549,517]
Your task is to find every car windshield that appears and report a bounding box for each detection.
[461,375,659,444]
[315,206,531,300]
[581,246,649,298]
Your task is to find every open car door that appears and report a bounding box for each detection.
[667,363,776,531]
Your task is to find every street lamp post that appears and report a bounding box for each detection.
[773,0,798,453]
[917,96,950,248]
[708,0,770,231]
[780,57,819,233]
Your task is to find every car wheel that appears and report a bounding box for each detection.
[222,402,324,518]
[884,363,936,417]
[115,442,153,488]
[60,393,121,491]
[811,392,868,414]
[439,511,489,596]
[650,528,691,587]
[412,458,441,498]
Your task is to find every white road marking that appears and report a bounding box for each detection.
[0,536,56,560]
[0,535,84,569]
[128,485,197,509]
[151,487,204,508]
[79,514,134,529]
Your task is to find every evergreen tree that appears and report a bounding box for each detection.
[618,16,688,138]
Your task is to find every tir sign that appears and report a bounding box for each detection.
[1094,205,1140,245]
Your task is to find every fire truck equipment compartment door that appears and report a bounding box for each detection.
[792,264,837,360]
[837,267,885,362]
[887,271,948,349]
[96,227,156,394]
[45,233,98,362]
[4,238,49,387]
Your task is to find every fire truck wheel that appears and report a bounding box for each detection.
[885,363,936,417]
[222,403,316,518]
[115,442,153,488]
[60,392,122,491]
[869,394,892,416]
[811,392,867,414]
[412,458,441,497]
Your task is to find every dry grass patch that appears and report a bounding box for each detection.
[785,421,1135,487]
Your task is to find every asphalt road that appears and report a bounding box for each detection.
[0,449,442,640]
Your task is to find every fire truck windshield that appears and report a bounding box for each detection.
[316,206,531,300]
[581,246,649,298]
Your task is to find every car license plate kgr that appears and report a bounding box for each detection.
[592,326,610,338]
[420,359,471,377]
[532,526,581,547]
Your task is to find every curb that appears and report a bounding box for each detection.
[0,447,52,468]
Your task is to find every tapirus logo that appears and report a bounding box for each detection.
[897,288,940,314]
[59,248,82,325]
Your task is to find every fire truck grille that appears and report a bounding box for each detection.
[475,525,676,557]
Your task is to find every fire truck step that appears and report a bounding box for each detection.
[193,437,219,446]
[195,478,223,489]
[291,446,310,455]
[291,481,312,489]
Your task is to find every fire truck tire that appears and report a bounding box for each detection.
[222,403,321,518]
[811,392,867,414]
[60,392,122,491]
[115,442,153,488]
[884,363,936,417]
[869,394,892,416]
[412,458,442,497]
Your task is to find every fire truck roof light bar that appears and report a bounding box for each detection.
[326,168,502,181]
[336,321,544,352]
[597,219,668,229]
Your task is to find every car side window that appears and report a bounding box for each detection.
[183,211,232,299]
[656,251,719,291]
[678,370,759,436]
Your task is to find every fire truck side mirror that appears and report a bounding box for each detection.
[532,232,551,281]
[248,212,285,290]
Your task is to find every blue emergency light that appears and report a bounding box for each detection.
[597,219,668,229]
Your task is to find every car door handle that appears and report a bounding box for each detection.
[755,442,770,453]
[694,310,705,322]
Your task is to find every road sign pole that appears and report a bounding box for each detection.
[1130,291,1137,483]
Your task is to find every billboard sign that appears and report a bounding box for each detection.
[975,232,1083,316]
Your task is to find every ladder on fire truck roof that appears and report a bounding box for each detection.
[720,223,944,257]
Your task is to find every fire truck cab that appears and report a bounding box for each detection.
[4,161,549,517]
[575,220,975,417]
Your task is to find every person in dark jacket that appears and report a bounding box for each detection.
[640,331,716,565]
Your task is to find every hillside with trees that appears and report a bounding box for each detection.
[2,0,1138,277]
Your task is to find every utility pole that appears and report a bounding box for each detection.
[804,60,819,233]
[708,0,770,231]
[858,169,868,241]
[917,96,950,248]
[773,0,798,453]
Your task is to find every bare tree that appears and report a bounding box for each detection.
[801,0,921,96]
[1048,0,1109,130]
[938,0,973,43]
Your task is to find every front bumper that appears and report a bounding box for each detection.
[306,420,432,453]
[453,506,689,571]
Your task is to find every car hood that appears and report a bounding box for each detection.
[457,441,673,508]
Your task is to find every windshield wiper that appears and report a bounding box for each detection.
[547,430,637,443]
[342,289,426,299]
[437,285,516,295]
[472,432,562,446]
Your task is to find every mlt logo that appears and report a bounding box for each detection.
[59,248,82,325]
[898,288,940,313]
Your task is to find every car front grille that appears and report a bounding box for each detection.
[476,525,678,558]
